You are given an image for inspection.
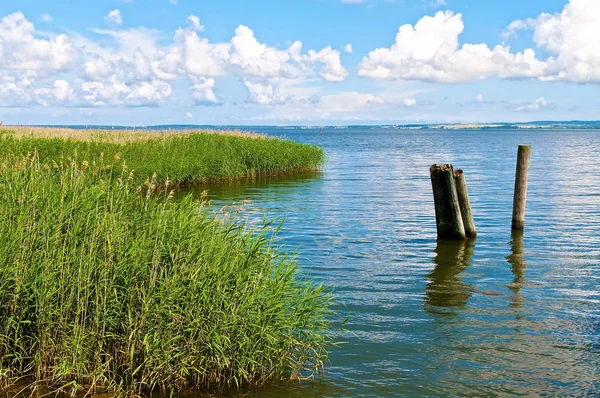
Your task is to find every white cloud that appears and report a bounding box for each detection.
[104,9,122,27]
[361,0,600,85]
[81,78,129,106]
[359,11,546,83]
[303,46,348,82]
[81,77,171,106]
[126,79,171,105]
[501,19,528,39]
[0,11,349,110]
[185,112,192,119]
[54,80,74,101]
[0,11,344,111]
[525,0,600,83]
[0,71,77,107]
[39,13,53,23]
[177,27,231,77]
[170,0,178,4]
[476,94,483,102]
[429,0,446,8]
[186,15,204,32]
[403,97,417,107]
[344,43,353,53]
[0,12,74,70]
[517,97,550,111]
[244,79,289,105]
[191,77,222,105]
[34,80,74,106]
[230,25,290,78]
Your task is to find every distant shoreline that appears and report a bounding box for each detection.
[5,122,600,131]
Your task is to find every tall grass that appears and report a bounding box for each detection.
[0,127,325,186]
[0,153,332,396]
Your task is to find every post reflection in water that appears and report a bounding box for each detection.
[425,240,475,311]
[506,229,526,310]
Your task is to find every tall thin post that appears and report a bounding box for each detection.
[430,164,466,240]
[512,145,531,230]
[454,169,476,238]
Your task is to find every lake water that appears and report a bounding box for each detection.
[187,128,600,397]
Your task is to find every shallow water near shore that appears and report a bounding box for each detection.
[188,128,600,396]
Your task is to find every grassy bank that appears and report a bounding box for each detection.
[0,153,332,396]
[0,126,325,186]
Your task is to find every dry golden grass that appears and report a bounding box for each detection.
[0,125,325,186]
[0,125,269,144]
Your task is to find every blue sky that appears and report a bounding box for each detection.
[0,0,599,125]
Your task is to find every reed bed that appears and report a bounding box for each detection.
[0,153,332,396]
[0,126,270,143]
[0,126,325,186]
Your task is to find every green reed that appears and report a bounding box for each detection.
[0,128,326,187]
[0,154,332,396]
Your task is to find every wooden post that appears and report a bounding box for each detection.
[453,169,476,239]
[430,164,466,240]
[512,145,531,230]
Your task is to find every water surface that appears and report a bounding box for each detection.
[186,128,600,397]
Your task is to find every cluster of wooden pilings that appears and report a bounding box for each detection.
[430,145,531,240]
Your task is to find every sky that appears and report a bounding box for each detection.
[1,0,599,125]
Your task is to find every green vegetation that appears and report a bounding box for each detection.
[0,153,331,396]
[0,126,326,186]
[0,127,331,396]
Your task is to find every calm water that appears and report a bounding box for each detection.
[187,128,600,397]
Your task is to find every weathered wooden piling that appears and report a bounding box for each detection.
[453,169,476,238]
[430,164,466,240]
[511,145,531,230]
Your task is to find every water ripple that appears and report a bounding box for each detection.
[184,129,600,397]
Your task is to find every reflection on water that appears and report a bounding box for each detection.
[425,240,474,309]
[507,229,526,309]
[178,170,322,201]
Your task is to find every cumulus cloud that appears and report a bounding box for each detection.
[526,0,600,83]
[0,12,74,70]
[185,112,192,119]
[104,9,122,27]
[359,11,546,83]
[174,22,347,103]
[191,77,222,105]
[34,80,74,106]
[81,77,171,106]
[303,46,348,82]
[53,80,74,101]
[230,25,291,78]
[361,0,600,85]
[244,79,290,105]
[0,11,349,109]
[476,94,483,102]
[126,80,172,106]
[176,26,230,77]
[186,15,204,31]
[344,43,353,53]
